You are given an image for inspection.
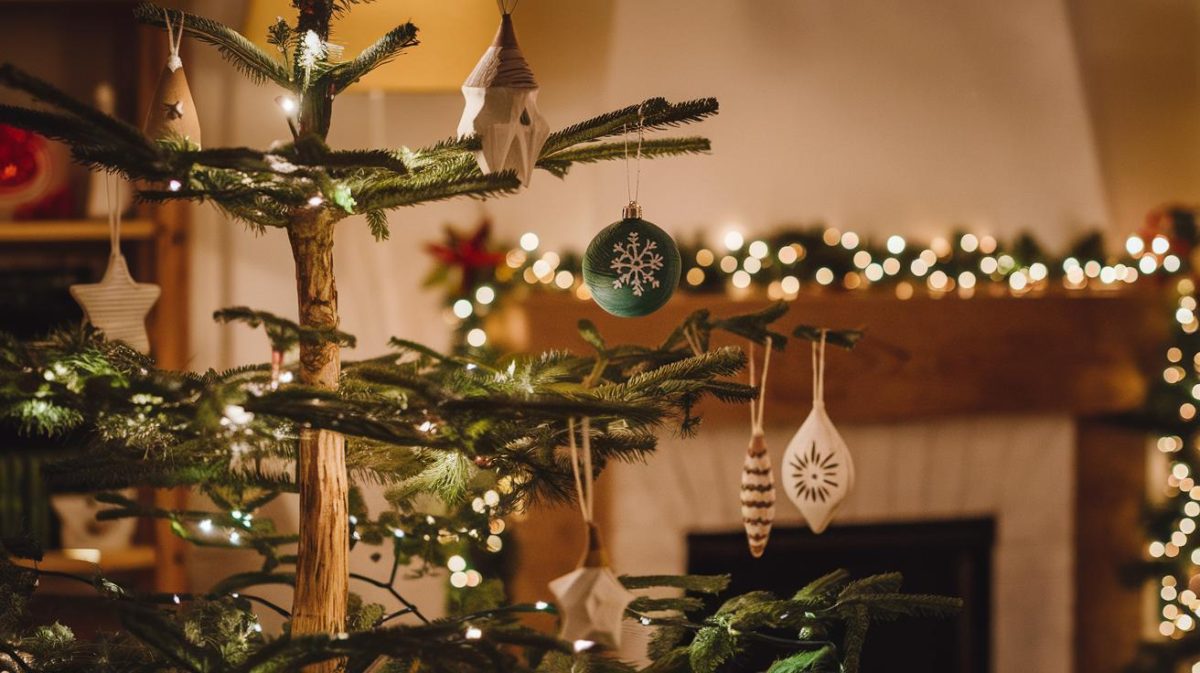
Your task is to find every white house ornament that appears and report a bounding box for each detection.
[457,12,548,185]
[71,253,160,354]
[548,523,635,650]
[741,431,775,558]
[582,203,681,317]
[144,10,201,147]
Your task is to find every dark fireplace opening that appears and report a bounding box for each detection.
[688,518,994,673]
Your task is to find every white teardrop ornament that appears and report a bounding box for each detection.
[781,333,853,533]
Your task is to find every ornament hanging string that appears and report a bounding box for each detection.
[105,173,122,256]
[567,417,595,523]
[624,105,645,208]
[748,337,774,434]
[812,329,827,403]
[495,0,519,16]
[162,8,186,70]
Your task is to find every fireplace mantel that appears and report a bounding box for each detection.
[503,290,1167,423]
[504,290,1163,673]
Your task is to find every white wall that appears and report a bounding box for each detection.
[188,0,1131,368]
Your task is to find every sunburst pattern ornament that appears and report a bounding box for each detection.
[143,9,201,147]
[70,176,160,354]
[548,418,634,650]
[740,339,776,557]
[457,3,548,186]
[782,332,854,533]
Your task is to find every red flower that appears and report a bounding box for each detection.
[425,220,507,294]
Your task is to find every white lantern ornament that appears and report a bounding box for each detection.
[781,331,855,534]
[548,418,634,650]
[457,2,549,186]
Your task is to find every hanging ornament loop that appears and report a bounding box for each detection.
[162,7,186,72]
[623,104,645,213]
[748,337,774,435]
[495,0,520,16]
[104,173,121,256]
[812,329,827,406]
[566,417,595,525]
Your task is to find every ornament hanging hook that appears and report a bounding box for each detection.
[105,173,122,257]
[811,329,828,404]
[748,337,774,435]
[623,103,645,219]
[162,7,185,71]
[567,417,595,524]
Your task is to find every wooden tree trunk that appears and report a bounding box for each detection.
[287,211,348,668]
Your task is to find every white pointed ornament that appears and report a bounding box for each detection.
[740,339,776,557]
[549,523,634,651]
[782,332,854,534]
[457,6,549,185]
[143,10,201,147]
[548,418,634,651]
[70,177,160,354]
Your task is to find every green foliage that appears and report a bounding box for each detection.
[330,22,420,92]
[766,647,837,673]
[133,3,291,88]
[690,623,736,673]
[213,306,358,352]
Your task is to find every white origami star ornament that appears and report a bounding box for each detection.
[457,13,549,185]
[70,253,160,354]
[548,524,634,651]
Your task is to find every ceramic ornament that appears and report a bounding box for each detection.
[583,203,681,317]
[781,333,854,534]
[548,523,635,650]
[548,418,634,650]
[741,431,775,557]
[740,338,776,557]
[457,10,548,185]
[143,10,201,147]
[70,177,160,354]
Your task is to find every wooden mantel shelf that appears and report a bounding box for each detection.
[509,289,1168,424]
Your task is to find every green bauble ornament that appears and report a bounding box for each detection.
[583,203,681,317]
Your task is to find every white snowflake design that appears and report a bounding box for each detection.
[610,231,664,296]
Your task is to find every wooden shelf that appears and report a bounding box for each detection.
[12,546,157,574]
[0,219,155,243]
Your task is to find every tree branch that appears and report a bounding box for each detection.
[134,2,293,89]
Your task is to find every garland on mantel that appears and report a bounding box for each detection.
[427,205,1200,671]
[426,207,1197,349]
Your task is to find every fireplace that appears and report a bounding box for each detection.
[511,294,1153,673]
[689,519,994,672]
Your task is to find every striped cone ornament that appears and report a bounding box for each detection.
[741,430,775,558]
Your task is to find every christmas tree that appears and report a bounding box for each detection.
[0,2,959,671]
